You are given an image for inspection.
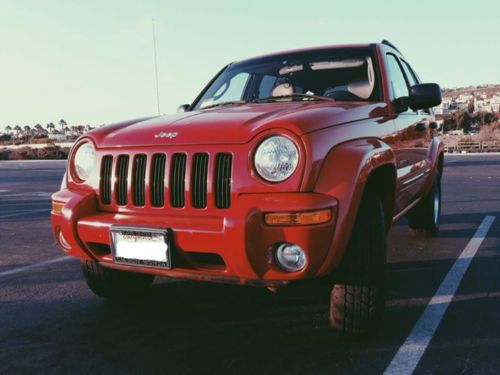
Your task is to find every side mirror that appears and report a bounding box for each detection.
[408,83,442,111]
[177,104,190,113]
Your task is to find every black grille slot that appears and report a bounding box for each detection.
[214,153,232,209]
[191,153,209,208]
[170,154,186,208]
[100,155,113,204]
[115,155,129,206]
[150,154,166,207]
[132,154,147,206]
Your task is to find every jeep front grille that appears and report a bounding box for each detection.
[100,155,113,205]
[170,153,187,208]
[150,154,166,207]
[99,152,232,209]
[115,155,129,206]
[214,153,232,209]
[132,154,147,206]
[191,153,209,208]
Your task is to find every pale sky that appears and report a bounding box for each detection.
[1,0,499,130]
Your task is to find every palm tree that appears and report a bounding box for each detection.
[47,122,55,133]
[23,125,32,142]
[58,119,67,132]
[5,125,12,134]
[13,125,22,137]
[34,124,44,137]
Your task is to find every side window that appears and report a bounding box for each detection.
[200,72,250,108]
[401,60,418,87]
[386,54,409,99]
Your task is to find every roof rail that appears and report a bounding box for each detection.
[381,39,401,53]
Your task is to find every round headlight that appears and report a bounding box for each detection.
[254,136,299,182]
[73,142,95,181]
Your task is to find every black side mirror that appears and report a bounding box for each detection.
[408,83,442,111]
[177,104,190,113]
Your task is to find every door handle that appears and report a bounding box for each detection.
[416,122,427,132]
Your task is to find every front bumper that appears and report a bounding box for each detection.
[51,189,338,286]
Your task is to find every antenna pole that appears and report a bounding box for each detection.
[152,18,161,115]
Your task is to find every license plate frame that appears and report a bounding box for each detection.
[109,226,172,269]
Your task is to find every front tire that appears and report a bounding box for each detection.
[407,172,441,237]
[82,260,154,300]
[329,191,386,336]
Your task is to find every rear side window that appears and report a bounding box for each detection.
[400,60,418,87]
[402,60,421,83]
[386,54,409,99]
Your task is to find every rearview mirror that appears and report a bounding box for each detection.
[177,104,190,113]
[408,83,441,111]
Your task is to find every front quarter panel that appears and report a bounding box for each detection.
[310,137,396,276]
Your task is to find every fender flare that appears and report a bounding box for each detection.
[420,136,445,197]
[313,138,397,276]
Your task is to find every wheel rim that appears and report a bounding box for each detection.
[433,190,440,225]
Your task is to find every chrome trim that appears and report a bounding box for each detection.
[402,172,426,186]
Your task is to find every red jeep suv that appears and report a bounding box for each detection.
[51,40,443,335]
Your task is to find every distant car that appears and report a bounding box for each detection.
[51,40,443,335]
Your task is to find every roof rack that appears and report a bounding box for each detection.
[381,39,401,53]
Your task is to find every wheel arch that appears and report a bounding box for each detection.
[363,164,397,232]
[312,138,396,276]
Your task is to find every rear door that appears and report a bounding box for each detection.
[384,53,433,213]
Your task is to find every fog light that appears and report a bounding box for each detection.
[275,243,306,272]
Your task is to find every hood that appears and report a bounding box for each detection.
[89,102,387,148]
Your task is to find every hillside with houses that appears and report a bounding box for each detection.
[436,84,500,138]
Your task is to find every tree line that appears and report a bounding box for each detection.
[1,119,94,142]
[441,111,499,134]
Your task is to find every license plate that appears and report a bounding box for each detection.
[110,226,171,269]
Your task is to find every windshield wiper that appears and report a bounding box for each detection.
[252,93,334,103]
[201,100,247,110]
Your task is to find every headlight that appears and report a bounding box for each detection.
[254,136,299,182]
[73,142,95,181]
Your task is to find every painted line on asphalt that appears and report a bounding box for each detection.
[384,215,496,375]
[0,208,50,219]
[0,256,73,279]
[0,192,53,198]
[0,159,68,163]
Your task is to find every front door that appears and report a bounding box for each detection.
[384,53,433,214]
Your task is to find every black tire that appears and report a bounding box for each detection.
[329,191,386,336]
[81,260,154,300]
[407,172,441,237]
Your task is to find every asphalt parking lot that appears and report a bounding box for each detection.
[0,155,499,374]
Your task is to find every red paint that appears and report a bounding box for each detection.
[51,43,443,286]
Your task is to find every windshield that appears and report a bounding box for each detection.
[192,47,379,110]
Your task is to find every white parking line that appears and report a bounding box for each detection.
[0,208,50,219]
[1,192,53,198]
[384,215,495,375]
[0,256,73,279]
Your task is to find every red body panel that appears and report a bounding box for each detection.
[51,43,443,286]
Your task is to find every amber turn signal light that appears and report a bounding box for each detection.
[52,200,65,215]
[265,209,331,226]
